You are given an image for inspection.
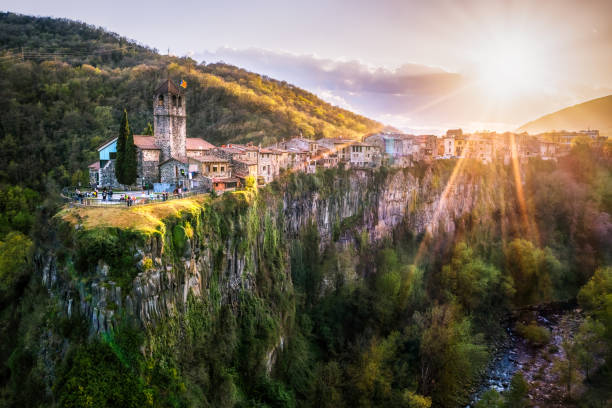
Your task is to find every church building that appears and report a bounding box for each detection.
[90,80,215,189]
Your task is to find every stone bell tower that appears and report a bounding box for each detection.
[153,79,186,162]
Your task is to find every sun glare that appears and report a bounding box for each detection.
[477,37,546,100]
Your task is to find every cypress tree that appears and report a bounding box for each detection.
[124,128,137,185]
[143,122,153,136]
[115,109,129,185]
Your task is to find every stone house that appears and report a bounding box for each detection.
[280,137,319,154]
[159,157,189,188]
[258,148,281,184]
[349,142,380,167]
[316,138,353,162]
[436,136,455,158]
[364,133,414,166]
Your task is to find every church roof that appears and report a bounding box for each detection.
[155,79,182,95]
[186,138,215,151]
[133,135,159,150]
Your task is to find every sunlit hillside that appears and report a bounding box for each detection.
[518,95,612,136]
[0,12,383,190]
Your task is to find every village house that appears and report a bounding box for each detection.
[349,142,380,167]
[258,148,281,184]
[280,137,319,154]
[436,136,455,158]
[446,128,463,138]
[190,155,238,192]
[364,133,414,166]
[413,135,437,162]
[316,138,353,162]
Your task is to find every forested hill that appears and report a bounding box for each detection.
[518,95,612,136]
[0,12,384,190]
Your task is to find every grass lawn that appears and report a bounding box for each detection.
[58,195,209,234]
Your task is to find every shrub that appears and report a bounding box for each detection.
[515,322,551,346]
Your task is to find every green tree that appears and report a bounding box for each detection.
[0,232,32,305]
[578,267,612,316]
[553,339,583,400]
[504,373,529,408]
[418,306,488,406]
[474,389,504,408]
[115,109,129,185]
[574,317,606,380]
[310,362,344,408]
[143,122,153,136]
[441,242,505,313]
[505,239,560,306]
[123,128,138,186]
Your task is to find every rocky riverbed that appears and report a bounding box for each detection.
[469,306,584,407]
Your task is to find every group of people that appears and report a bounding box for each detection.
[75,187,114,202]
[74,185,192,206]
[119,194,137,206]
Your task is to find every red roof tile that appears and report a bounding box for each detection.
[133,135,159,150]
[186,138,215,151]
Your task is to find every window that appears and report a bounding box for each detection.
[109,152,117,159]
[206,165,210,172]
[158,95,164,106]
[178,96,182,107]
[213,166,217,172]
[221,166,225,172]
[172,95,177,107]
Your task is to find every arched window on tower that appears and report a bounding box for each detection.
[158,95,164,106]
[178,96,182,107]
[172,95,177,107]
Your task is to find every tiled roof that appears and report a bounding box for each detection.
[186,138,215,151]
[192,155,229,163]
[133,135,159,150]
[159,156,188,166]
[218,147,243,154]
[233,159,258,165]
[212,177,239,183]
[88,161,100,170]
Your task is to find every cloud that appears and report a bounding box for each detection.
[194,47,470,133]
[193,47,611,134]
[195,47,462,96]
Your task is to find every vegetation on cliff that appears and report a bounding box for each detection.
[1,143,609,407]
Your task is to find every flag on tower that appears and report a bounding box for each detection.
[180,79,187,88]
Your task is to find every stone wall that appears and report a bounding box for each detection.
[138,149,160,185]
[153,94,187,162]
[159,159,189,186]
[99,160,121,188]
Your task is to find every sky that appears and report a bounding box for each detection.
[3,0,612,134]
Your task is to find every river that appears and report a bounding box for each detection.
[468,304,583,407]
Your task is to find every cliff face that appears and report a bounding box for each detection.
[40,164,493,334]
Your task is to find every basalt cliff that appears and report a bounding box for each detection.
[40,164,491,335]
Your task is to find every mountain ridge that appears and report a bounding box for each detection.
[518,94,612,136]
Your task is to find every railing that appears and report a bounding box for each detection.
[65,189,209,208]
